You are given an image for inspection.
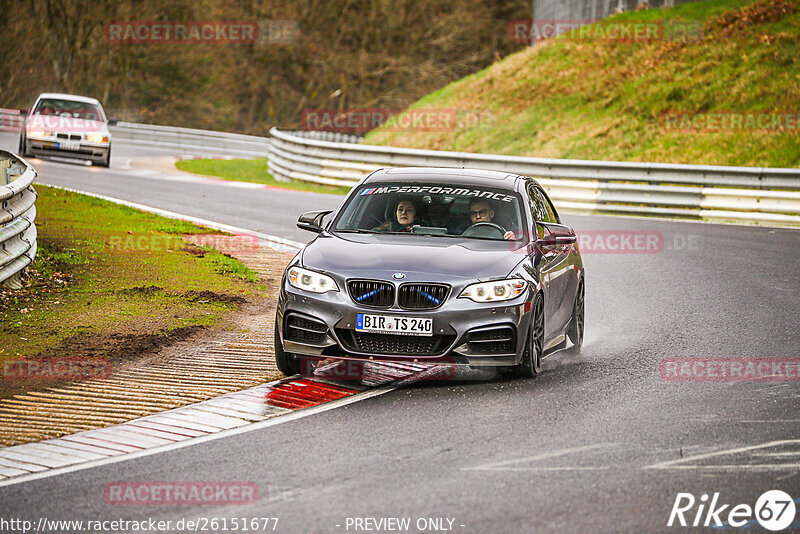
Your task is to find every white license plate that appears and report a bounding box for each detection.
[58,140,80,151]
[356,314,432,336]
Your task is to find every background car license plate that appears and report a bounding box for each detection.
[356,314,432,336]
[58,140,80,151]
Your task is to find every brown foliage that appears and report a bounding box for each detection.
[711,0,799,35]
[1,0,529,135]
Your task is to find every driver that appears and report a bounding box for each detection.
[466,199,516,240]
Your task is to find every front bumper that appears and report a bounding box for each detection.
[26,137,109,162]
[277,281,532,367]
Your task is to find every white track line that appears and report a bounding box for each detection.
[644,439,800,470]
[462,443,617,471]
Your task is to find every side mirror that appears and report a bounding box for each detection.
[108,119,119,126]
[530,223,553,252]
[297,210,333,233]
[531,223,576,254]
[19,109,29,116]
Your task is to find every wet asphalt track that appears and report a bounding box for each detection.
[1,132,799,533]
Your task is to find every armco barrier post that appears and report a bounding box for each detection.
[1,159,9,185]
[3,272,23,290]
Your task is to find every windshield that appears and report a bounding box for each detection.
[33,99,105,121]
[333,182,526,241]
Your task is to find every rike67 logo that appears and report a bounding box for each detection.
[668,490,796,531]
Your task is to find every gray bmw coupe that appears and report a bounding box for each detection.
[275,167,585,378]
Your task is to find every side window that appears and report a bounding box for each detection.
[538,187,560,224]
[526,183,546,223]
[527,184,554,223]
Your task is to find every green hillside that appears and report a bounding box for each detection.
[365,0,800,168]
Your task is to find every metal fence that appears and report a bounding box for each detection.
[268,128,800,225]
[531,0,700,22]
[109,122,272,157]
[0,152,37,289]
[0,109,271,157]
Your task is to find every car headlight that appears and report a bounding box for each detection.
[86,134,109,143]
[287,266,339,293]
[27,130,45,138]
[459,278,527,303]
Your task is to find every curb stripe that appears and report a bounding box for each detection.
[0,360,441,487]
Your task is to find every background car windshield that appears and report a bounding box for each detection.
[33,99,105,121]
[334,182,524,240]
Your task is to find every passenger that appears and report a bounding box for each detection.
[466,199,516,240]
[374,198,420,233]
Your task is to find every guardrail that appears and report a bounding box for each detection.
[268,128,800,225]
[0,151,37,289]
[109,122,271,157]
[0,109,272,157]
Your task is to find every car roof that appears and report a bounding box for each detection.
[364,167,528,188]
[35,93,102,106]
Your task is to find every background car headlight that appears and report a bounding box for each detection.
[287,266,339,293]
[86,134,109,143]
[459,279,527,303]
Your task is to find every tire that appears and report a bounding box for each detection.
[511,293,544,378]
[274,318,300,376]
[95,148,110,168]
[18,134,28,157]
[567,279,585,354]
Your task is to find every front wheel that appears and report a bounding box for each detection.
[18,135,28,157]
[95,148,111,168]
[567,279,585,354]
[274,318,300,376]
[511,293,544,378]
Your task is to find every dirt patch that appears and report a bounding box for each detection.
[181,243,207,257]
[184,290,247,305]
[118,285,164,296]
[47,326,204,361]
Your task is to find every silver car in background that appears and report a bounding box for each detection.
[18,93,112,167]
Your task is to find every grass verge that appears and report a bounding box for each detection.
[175,158,352,195]
[364,0,800,168]
[0,184,265,398]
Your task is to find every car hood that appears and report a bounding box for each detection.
[301,233,526,283]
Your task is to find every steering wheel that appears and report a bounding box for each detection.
[462,222,506,239]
